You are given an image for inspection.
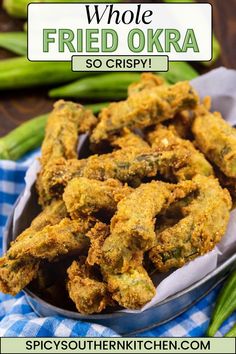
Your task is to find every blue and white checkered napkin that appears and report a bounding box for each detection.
[0,151,235,337]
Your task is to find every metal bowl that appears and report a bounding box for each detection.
[4,182,236,335]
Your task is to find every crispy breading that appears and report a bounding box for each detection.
[67,259,108,314]
[147,124,214,180]
[37,147,188,205]
[103,266,156,309]
[8,218,92,261]
[0,217,92,295]
[128,73,165,96]
[102,180,197,274]
[3,81,234,313]
[149,175,232,272]
[13,200,67,245]
[90,81,199,144]
[0,200,67,295]
[63,177,132,218]
[111,129,149,150]
[87,222,110,267]
[87,222,155,309]
[192,105,236,178]
[41,100,97,167]
[0,256,39,296]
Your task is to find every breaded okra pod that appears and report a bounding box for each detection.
[111,129,149,150]
[87,222,156,309]
[149,175,232,272]
[63,177,132,218]
[41,100,97,167]
[103,266,156,310]
[0,200,67,295]
[128,73,165,96]
[12,200,67,244]
[67,259,109,314]
[8,217,93,261]
[37,146,189,205]
[192,106,236,178]
[147,124,214,180]
[90,81,199,144]
[0,217,92,295]
[102,180,197,274]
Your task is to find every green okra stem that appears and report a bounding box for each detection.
[49,64,198,100]
[206,271,236,337]
[158,62,198,84]
[0,102,109,161]
[0,57,94,90]
[49,73,141,100]
[0,32,27,56]
[0,114,47,160]
[225,323,236,337]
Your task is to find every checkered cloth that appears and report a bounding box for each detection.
[0,151,235,337]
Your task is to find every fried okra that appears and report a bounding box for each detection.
[0,200,67,295]
[192,105,236,178]
[41,100,97,167]
[102,180,197,274]
[87,222,155,309]
[111,129,149,150]
[0,218,92,295]
[90,81,199,144]
[147,124,214,180]
[128,73,165,96]
[3,73,234,314]
[37,146,188,205]
[63,177,132,218]
[149,175,232,272]
[103,266,156,309]
[67,259,109,314]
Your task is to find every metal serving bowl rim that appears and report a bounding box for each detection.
[23,256,236,320]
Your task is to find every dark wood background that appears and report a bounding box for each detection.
[0,0,236,136]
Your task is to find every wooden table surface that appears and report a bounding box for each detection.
[0,0,236,136]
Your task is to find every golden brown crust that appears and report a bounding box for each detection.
[192,105,236,178]
[91,81,199,144]
[67,260,108,314]
[147,124,214,180]
[37,147,189,205]
[128,73,165,96]
[63,177,132,218]
[41,100,97,167]
[102,180,197,274]
[149,175,232,272]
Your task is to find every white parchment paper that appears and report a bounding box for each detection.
[11,67,236,313]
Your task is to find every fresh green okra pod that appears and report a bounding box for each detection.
[0,32,27,56]
[49,73,142,100]
[157,62,198,84]
[0,57,93,90]
[225,323,236,337]
[207,271,236,337]
[0,102,109,161]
